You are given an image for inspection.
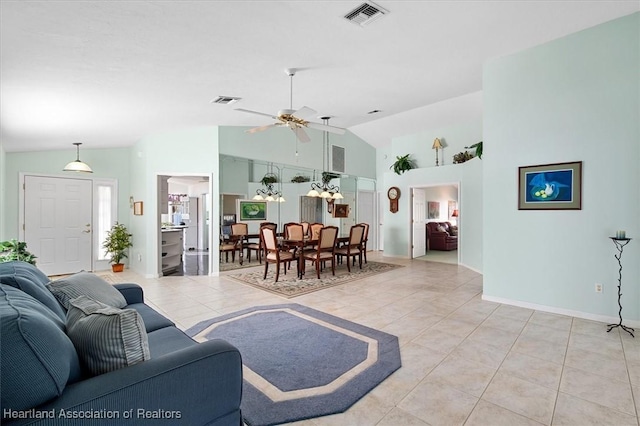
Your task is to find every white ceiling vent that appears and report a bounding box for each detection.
[210,96,241,105]
[344,2,388,27]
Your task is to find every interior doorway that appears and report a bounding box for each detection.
[159,175,210,276]
[411,183,459,265]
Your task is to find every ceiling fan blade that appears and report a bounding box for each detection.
[235,108,278,119]
[293,106,316,119]
[246,123,279,134]
[291,126,311,143]
[306,121,347,135]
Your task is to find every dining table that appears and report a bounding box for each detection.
[281,235,351,279]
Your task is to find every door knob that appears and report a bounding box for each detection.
[83,224,91,234]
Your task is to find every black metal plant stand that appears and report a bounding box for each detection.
[607,237,634,337]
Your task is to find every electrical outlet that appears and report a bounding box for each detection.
[138,253,143,262]
[595,283,603,293]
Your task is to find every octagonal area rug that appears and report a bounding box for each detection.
[186,304,401,426]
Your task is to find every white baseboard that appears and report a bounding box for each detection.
[482,295,640,328]
[459,262,482,274]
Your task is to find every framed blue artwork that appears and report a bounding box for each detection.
[518,161,582,210]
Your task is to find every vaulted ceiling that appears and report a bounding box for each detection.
[1,1,637,152]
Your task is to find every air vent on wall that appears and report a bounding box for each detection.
[210,96,241,105]
[332,145,345,173]
[344,2,388,27]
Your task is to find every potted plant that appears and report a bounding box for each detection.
[321,172,340,184]
[260,173,278,186]
[465,141,483,159]
[453,151,474,164]
[291,175,310,183]
[103,222,133,272]
[0,239,37,265]
[390,154,416,175]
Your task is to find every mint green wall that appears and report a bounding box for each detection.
[483,13,639,322]
[219,126,376,179]
[3,147,131,240]
[381,120,483,272]
[130,127,219,277]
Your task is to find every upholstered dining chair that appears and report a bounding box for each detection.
[219,229,238,263]
[334,224,365,272]
[300,221,310,238]
[261,226,295,282]
[246,222,277,263]
[303,226,338,279]
[358,222,370,264]
[229,223,248,264]
[282,222,305,269]
[309,223,324,240]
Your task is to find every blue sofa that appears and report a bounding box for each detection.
[0,261,243,425]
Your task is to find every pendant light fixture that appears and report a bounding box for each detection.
[253,166,285,202]
[63,143,93,173]
[307,117,342,200]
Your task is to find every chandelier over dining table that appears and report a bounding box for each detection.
[307,117,343,200]
[253,172,285,202]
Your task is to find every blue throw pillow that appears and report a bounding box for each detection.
[0,284,82,412]
[66,296,150,376]
[0,261,65,320]
[47,271,127,310]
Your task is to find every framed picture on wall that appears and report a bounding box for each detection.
[448,200,457,220]
[427,201,440,219]
[238,200,267,221]
[333,204,350,218]
[518,161,582,210]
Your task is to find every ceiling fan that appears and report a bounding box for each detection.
[235,68,346,143]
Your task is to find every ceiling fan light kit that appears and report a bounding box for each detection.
[236,68,346,143]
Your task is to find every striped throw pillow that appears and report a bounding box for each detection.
[66,296,150,375]
[48,272,127,310]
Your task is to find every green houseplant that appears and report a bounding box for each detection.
[465,141,483,159]
[321,172,340,184]
[390,154,416,175]
[260,173,278,186]
[103,222,133,272]
[0,239,37,265]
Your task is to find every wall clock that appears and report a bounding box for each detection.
[388,186,400,213]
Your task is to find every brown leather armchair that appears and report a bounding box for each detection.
[426,221,458,251]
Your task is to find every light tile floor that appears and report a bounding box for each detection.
[116,252,639,426]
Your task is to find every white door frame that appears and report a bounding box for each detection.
[19,173,118,272]
[409,181,461,262]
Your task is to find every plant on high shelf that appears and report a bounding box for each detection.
[453,150,474,164]
[260,173,279,186]
[321,172,340,184]
[291,174,311,183]
[390,154,416,175]
[0,239,37,265]
[103,222,133,273]
[465,141,483,159]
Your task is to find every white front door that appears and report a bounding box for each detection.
[24,175,93,275]
[412,188,426,258]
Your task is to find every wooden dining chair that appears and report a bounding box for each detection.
[303,226,338,279]
[300,221,310,238]
[261,226,295,282]
[219,228,237,263]
[334,224,365,272]
[358,222,370,264]
[246,222,276,263]
[229,223,248,264]
[309,223,323,240]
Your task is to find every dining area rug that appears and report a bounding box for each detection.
[225,261,403,298]
[186,304,401,426]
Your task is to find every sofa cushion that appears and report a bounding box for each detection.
[127,302,176,332]
[0,284,82,411]
[147,326,198,358]
[66,296,151,376]
[48,271,127,310]
[0,260,66,321]
[436,224,448,234]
